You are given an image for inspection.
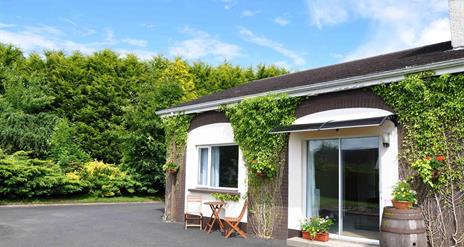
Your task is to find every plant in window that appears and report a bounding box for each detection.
[301,216,334,242]
[391,180,417,209]
[162,162,179,175]
[211,192,240,202]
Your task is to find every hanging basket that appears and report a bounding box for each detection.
[167,168,178,175]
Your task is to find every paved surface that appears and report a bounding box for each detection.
[0,202,286,247]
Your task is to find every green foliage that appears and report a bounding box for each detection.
[222,94,298,177]
[50,119,91,171]
[211,192,240,202]
[392,180,417,204]
[80,160,139,197]
[374,72,464,191]
[0,42,288,198]
[301,217,334,237]
[0,151,83,198]
[411,156,446,189]
[222,94,298,238]
[163,114,193,163]
[374,72,464,245]
[162,162,178,173]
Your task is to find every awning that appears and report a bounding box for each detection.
[270,115,397,134]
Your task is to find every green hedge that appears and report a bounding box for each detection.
[0,151,139,198]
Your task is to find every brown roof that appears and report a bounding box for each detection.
[167,41,464,110]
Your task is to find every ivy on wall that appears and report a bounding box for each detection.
[222,94,299,238]
[162,114,192,222]
[374,72,464,246]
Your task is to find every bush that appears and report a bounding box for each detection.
[80,160,140,197]
[0,151,83,198]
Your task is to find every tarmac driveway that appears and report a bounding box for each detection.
[0,202,286,247]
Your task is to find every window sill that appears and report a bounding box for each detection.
[188,187,240,195]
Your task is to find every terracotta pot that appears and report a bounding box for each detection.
[302,231,311,239]
[302,231,329,242]
[392,200,412,209]
[314,232,329,242]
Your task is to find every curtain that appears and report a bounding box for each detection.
[198,148,209,185]
[307,142,318,217]
[211,147,220,187]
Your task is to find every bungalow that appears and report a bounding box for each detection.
[157,1,464,245]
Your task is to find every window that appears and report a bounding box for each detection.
[198,145,239,188]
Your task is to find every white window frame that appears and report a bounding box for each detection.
[196,144,239,189]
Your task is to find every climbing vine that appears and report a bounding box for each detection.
[222,94,299,238]
[374,72,464,246]
[162,114,192,222]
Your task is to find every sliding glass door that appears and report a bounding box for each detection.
[307,137,379,240]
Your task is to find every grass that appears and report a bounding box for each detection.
[0,195,162,206]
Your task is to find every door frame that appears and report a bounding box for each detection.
[304,135,382,245]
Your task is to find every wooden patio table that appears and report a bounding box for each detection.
[204,201,226,234]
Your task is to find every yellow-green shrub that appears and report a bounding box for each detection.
[80,160,139,197]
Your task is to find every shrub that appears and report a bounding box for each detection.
[80,160,139,197]
[0,151,83,198]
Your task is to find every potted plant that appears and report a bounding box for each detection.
[211,192,240,202]
[301,216,334,242]
[162,162,179,175]
[391,180,417,209]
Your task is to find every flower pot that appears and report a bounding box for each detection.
[302,231,311,239]
[302,231,329,242]
[314,232,329,242]
[392,200,412,209]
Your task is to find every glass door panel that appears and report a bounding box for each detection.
[307,139,339,234]
[341,137,379,240]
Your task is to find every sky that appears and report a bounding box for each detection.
[0,0,451,71]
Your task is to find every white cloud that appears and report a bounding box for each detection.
[242,10,259,17]
[60,18,96,36]
[169,27,242,61]
[142,23,156,30]
[0,22,15,28]
[274,16,290,26]
[305,0,450,61]
[239,27,305,66]
[0,24,156,60]
[122,38,148,48]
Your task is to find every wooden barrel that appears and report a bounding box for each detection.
[380,207,427,247]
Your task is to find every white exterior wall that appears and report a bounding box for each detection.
[287,109,399,231]
[185,123,247,221]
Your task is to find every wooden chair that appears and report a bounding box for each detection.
[224,199,248,238]
[184,195,203,230]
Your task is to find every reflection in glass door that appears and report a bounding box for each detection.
[307,139,339,234]
[341,137,379,240]
[307,137,379,240]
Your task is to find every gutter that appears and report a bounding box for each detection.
[156,57,464,116]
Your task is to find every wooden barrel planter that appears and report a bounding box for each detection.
[380,207,427,247]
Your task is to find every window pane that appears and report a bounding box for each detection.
[217,146,239,188]
[211,147,220,187]
[341,137,379,240]
[198,148,209,185]
[308,139,339,234]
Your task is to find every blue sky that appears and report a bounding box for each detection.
[0,0,451,70]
